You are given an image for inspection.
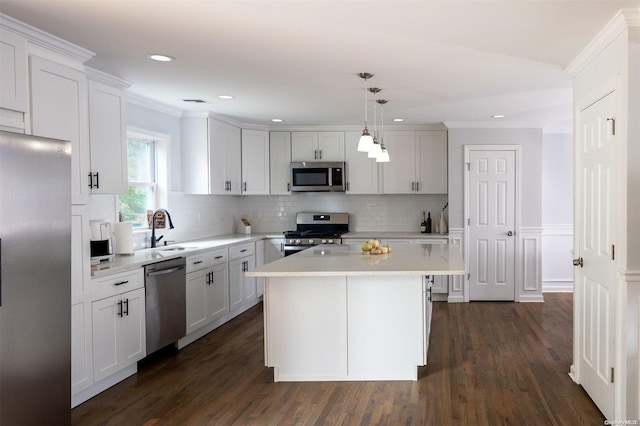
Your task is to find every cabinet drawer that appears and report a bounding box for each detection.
[92,269,143,301]
[186,248,228,273]
[229,242,255,260]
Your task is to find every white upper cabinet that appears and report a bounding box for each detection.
[382,130,447,194]
[381,131,416,194]
[269,131,291,195]
[291,131,345,161]
[241,128,270,195]
[29,55,90,205]
[345,131,378,194]
[182,115,242,195]
[0,27,28,132]
[87,69,130,194]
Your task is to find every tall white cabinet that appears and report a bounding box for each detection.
[241,128,270,195]
[86,68,130,194]
[269,131,292,194]
[345,131,378,194]
[182,114,242,194]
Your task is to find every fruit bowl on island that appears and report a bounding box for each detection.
[361,239,391,255]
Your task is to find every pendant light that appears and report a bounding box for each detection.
[357,72,374,152]
[376,99,390,163]
[368,88,382,158]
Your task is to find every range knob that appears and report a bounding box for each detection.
[308,239,314,245]
[321,239,327,244]
[328,239,334,244]
[295,239,301,244]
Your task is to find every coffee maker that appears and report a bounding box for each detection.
[90,220,113,262]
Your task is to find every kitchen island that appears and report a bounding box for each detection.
[246,243,465,382]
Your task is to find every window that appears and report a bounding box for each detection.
[119,136,157,229]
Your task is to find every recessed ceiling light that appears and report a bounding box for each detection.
[492,114,505,118]
[271,118,283,123]
[218,95,234,100]
[146,54,175,62]
[393,118,404,122]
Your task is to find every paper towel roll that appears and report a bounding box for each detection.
[113,222,134,255]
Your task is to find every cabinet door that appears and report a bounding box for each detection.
[71,300,92,393]
[416,131,447,194]
[265,238,285,262]
[186,269,209,334]
[345,131,378,194]
[88,80,127,194]
[255,240,265,297]
[224,122,242,194]
[228,258,245,310]
[92,296,119,382]
[208,262,229,321]
[381,131,416,194]
[291,132,318,161]
[119,288,146,366]
[317,132,345,161]
[208,118,227,194]
[30,55,89,205]
[241,129,270,195]
[269,132,291,194]
[0,28,28,130]
[243,255,257,302]
[181,117,211,194]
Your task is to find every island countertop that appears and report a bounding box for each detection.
[246,242,466,277]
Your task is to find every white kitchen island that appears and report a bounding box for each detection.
[245,243,465,382]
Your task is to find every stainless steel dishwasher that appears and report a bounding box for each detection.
[144,257,186,355]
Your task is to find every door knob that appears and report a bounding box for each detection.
[573,257,583,267]
[507,231,513,236]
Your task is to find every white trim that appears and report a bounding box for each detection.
[543,224,574,236]
[543,280,574,293]
[0,13,94,64]
[85,67,131,89]
[566,10,640,77]
[445,121,542,129]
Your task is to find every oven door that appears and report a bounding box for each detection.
[283,245,312,256]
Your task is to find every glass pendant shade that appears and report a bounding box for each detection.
[368,142,382,158]
[357,128,374,152]
[376,147,390,162]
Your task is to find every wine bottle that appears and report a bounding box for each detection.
[420,211,427,233]
[426,212,432,233]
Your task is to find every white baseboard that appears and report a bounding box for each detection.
[543,280,574,293]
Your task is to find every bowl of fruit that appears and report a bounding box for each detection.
[361,239,391,255]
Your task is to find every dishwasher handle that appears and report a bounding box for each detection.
[146,265,185,277]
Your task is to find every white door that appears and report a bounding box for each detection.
[575,90,616,419]
[468,149,516,301]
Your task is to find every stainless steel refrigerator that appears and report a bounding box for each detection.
[0,130,71,424]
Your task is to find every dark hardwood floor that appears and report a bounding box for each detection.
[72,293,605,425]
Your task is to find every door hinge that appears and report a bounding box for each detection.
[607,117,616,136]
[467,162,471,171]
[611,367,614,383]
[467,272,470,281]
[612,244,615,260]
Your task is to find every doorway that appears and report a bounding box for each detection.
[465,146,519,301]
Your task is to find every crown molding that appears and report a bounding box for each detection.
[0,13,94,64]
[85,67,132,89]
[565,9,640,77]
[444,121,543,129]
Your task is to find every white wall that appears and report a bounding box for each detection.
[541,133,573,292]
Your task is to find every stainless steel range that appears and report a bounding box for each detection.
[283,212,349,256]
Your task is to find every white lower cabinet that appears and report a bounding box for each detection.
[229,242,256,310]
[92,287,145,383]
[185,249,229,335]
[256,240,265,297]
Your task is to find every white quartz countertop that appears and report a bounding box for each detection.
[245,242,466,277]
[342,232,449,240]
[91,234,269,278]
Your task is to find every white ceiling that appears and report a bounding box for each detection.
[1,0,638,132]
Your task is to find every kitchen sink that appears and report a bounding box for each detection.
[157,246,196,252]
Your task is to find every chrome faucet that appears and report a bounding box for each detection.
[150,209,175,248]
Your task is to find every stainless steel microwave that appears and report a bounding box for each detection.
[290,161,346,192]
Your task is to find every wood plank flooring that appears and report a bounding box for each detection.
[72,293,605,425]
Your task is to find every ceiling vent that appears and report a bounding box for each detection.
[182,99,207,103]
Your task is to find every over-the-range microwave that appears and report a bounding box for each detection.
[290,161,346,192]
